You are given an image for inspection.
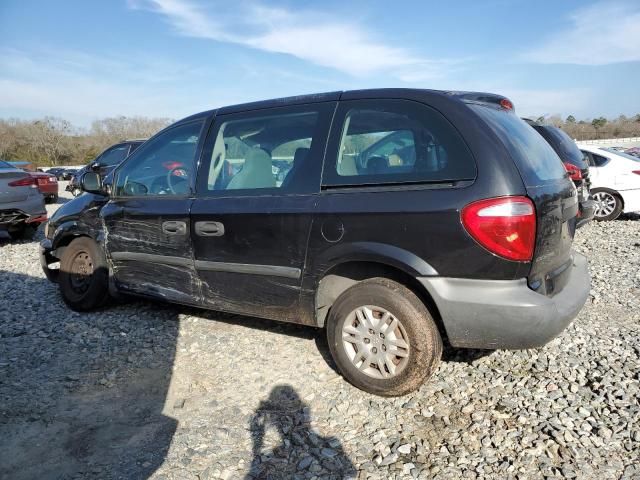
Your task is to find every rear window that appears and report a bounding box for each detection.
[0,160,12,169]
[471,105,567,184]
[534,126,587,169]
[602,148,640,163]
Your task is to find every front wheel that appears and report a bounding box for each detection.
[58,237,110,311]
[326,278,442,397]
[592,189,623,221]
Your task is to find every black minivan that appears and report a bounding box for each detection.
[524,119,595,227]
[41,89,590,396]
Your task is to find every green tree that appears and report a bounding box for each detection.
[566,115,576,123]
[591,117,607,138]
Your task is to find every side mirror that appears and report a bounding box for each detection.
[80,172,105,195]
[90,162,101,171]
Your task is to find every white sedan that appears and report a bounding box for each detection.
[578,145,640,221]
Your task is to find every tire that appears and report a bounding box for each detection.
[326,278,442,397]
[58,237,110,311]
[592,189,623,221]
[8,223,37,241]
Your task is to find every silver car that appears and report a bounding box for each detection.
[0,160,47,240]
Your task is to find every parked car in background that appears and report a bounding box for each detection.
[61,168,78,181]
[579,145,640,220]
[625,147,640,158]
[1,160,47,240]
[41,89,590,396]
[46,167,67,180]
[523,119,595,227]
[26,171,58,203]
[67,139,145,196]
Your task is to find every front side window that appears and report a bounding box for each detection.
[98,145,128,167]
[328,100,475,186]
[203,111,321,192]
[115,121,203,196]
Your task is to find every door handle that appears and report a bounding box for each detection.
[162,221,187,236]
[195,221,225,237]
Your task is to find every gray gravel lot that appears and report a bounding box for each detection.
[1,185,639,480]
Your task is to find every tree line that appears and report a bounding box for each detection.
[0,116,172,167]
[531,114,640,141]
[1,112,640,167]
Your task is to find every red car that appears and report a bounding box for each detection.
[27,172,58,203]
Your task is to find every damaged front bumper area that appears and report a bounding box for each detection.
[40,238,60,283]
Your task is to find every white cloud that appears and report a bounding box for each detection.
[525,1,640,65]
[129,0,455,79]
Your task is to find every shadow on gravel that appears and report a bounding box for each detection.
[245,385,356,479]
[0,269,179,480]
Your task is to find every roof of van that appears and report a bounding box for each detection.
[175,88,513,125]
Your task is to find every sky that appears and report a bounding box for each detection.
[1,0,639,127]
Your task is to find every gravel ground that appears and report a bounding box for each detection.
[1,185,639,480]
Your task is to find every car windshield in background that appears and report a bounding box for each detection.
[0,160,13,169]
[602,148,640,162]
[535,126,587,168]
[471,105,567,184]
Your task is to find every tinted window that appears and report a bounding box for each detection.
[534,126,587,168]
[327,99,475,186]
[592,153,609,167]
[98,146,128,167]
[202,111,323,192]
[472,105,566,184]
[115,121,203,196]
[129,142,143,154]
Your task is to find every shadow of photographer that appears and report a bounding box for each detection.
[246,385,356,480]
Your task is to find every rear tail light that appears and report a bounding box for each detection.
[563,162,583,181]
[632,170,640,176]
[8,177,37,188]
[461,196,536,262]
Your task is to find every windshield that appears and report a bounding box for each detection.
[0,160,13,169]
[602,148,640,162]
[534,126,587,168]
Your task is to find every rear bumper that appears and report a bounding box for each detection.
[577,198,596,228]
[418,252,590,349]
[0,195,47,228]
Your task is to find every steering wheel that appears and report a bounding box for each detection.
[166,166,189,194]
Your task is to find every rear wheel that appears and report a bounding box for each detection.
[326,278,442,397]
[592,189,623,221]
[58,237,110,311]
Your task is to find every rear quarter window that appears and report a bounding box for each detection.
[324,99,476,187]
[471,105,567,185]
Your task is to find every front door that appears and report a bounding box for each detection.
[102,118,208,304]
[191,102,335,323]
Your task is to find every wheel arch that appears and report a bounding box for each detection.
[314,259,445,339]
